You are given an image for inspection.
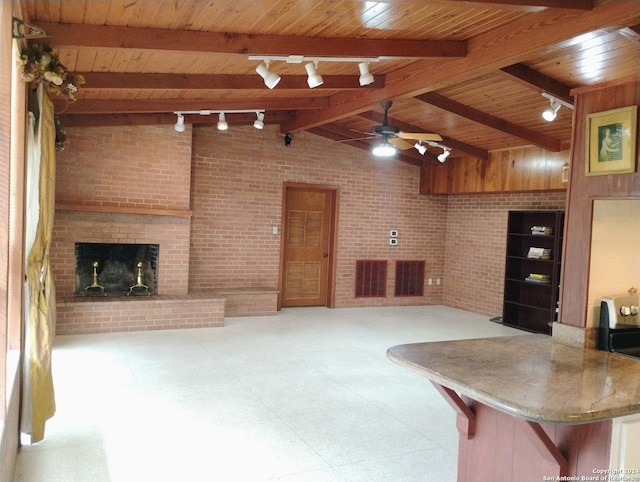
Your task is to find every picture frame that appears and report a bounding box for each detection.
[586,105,638,176]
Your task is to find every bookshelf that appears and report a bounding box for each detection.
[502,210,565,335]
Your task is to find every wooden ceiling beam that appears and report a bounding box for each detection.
[357,110,489,159]
[79,72,385,90]
[281,1,637,132]
[499,63,573,105]
[39,22,467,58]
[58,111,294,128]
[416,92,562,151]
[54,98,328,115]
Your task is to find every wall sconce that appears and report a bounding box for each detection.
[561,162,570,183]
[541,92,574,122]
[284,133,292,147]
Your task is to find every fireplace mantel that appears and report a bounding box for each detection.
[55,202,192,217]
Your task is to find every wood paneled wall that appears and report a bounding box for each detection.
[560,78,640,332]
[420,146,568,194]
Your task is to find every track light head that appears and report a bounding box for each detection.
[358,62,374,86]
[413,141,427,155]
[254,112,265,129]
[305,62,324,88]
[174,113,186,133]
[437,148,450,163]
[217,112,228,130]
[542,100,561,122]
[256,62,281,89]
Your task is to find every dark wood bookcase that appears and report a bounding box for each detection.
[502,210,564,335]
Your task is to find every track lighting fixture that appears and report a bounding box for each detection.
[249,55,380,89]
[372,136,397,157]
[217,112,228,130]
[173,110,266,132]
[358,62,375,86]
[174,113,186,133]
[253,112,265,129]
[305,61,324,88]
[542,100,561,122]
[540,92,574,122]
[413,141,427,155]
[437,148,451,163]
[256,61,281,89]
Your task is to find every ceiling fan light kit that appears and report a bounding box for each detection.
[372,140,397,157]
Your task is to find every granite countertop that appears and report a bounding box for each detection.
[387,334,640,424]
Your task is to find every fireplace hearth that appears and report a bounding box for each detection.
[75,243,158,296]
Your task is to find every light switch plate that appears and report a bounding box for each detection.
[390,229,398,237]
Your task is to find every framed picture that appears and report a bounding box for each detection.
[586,105,638,176]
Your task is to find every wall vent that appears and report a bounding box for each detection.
[395,260,425,297]
[355,260,387,297]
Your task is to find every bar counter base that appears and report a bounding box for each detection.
[450,393,612,482]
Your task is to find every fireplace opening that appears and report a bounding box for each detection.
[75,243,159,296]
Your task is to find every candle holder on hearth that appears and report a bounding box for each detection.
[127,261,150,296]
[83,261,106,296]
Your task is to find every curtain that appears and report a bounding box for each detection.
[22,83,57,443]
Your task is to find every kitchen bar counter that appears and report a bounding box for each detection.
[387,335,640,481]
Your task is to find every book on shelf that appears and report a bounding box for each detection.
[531,225,553,235]
[525,273,550,284]
[527,247,551,259]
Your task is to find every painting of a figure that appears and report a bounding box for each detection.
[598,123,622,162]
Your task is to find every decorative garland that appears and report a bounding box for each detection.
[18,43,85,102]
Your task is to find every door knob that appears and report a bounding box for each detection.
[322,252,328,257]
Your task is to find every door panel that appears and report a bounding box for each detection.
[282,188,332,307]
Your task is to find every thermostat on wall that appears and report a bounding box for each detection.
[390,229,398,237]
[389,238,398,246]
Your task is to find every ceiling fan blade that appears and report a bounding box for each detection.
[389,137,413,150]
[397,132,443,142]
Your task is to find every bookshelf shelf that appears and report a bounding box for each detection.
[502,210,564,335]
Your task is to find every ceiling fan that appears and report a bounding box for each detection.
[365,101,445,157]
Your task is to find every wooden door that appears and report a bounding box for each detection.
[281,186,334,307]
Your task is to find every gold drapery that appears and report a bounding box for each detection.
[25,84,57,443]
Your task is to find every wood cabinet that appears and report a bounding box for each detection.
[502,210,564,334]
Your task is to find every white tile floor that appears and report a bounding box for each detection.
[13,305,524,482]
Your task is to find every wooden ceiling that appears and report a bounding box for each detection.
[16,0,640,166]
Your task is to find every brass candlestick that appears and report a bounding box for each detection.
[127,261,150,296]
[83,260,106,296]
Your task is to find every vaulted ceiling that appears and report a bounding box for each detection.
[16,0,640,166]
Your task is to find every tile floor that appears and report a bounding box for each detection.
[13,305,524,482]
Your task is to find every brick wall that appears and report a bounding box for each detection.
[52,125,192,298]
[53,121,568,317]
[190,125,447,307]
[444,192,567,318]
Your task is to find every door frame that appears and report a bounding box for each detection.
[278,182,339,310]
